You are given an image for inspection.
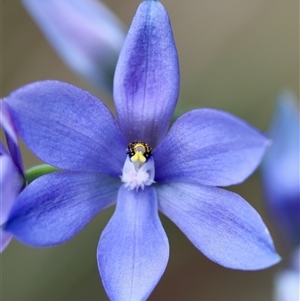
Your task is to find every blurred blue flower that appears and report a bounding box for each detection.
[274,247,300,301]
[4,1,280,300]
[261,92,300,248]
[22,0,126,93]
[261,92,299,301]
[0,102,24,252]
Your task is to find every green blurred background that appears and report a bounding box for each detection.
[1,0,299,300]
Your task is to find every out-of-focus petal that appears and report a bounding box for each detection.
[157,182,280,270]
[0,101,24,174]
[114,0,179,147]
[98,185,169,301]
[0,230,12,253]
[5,171,119,246]
[0,141,8,156]
[0,155,22,225]
[5,81,127,178]
[274,247,300,301]
[154,109,269,186]
[261,92,300,246]
[22,0,126,93]
[274,270,300,301]
[0,101,17,145]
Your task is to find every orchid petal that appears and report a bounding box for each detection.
[5,81,127,177]
[98,185,169,301]
[5,171,119,246]
[114,0,179,147]
[0,230,12,253]
[154,109,269,186]
[0,101,24,174]
[22,0,126,93]
[0,155,22,225]
[157,182,280,270]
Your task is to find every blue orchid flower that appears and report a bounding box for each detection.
[261,92,300,248]
[4,1,279,300]
[0,102,25,252]
[21,0,126,93]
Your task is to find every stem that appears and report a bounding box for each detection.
[25,164,58,184]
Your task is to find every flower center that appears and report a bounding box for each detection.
[121,141,155,190]
[127,141,152,168]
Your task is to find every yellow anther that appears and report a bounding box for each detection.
[126,141,152,165]
[131,151,146,163]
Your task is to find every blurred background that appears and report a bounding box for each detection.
[1,0,299,300]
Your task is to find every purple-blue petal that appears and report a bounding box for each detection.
[157,182,280,270]
[261,92,300,246]
[0,101,24,175]
[0,141,8,156]
[22,0,125,93]
[114,0,179,147]
[154,109,269,186]
[5,171,120,246]
[5,81,127,177]
[98,185,169,301]
[0,101,18,146]
[0,230,12,253]
[0,154,22,225]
